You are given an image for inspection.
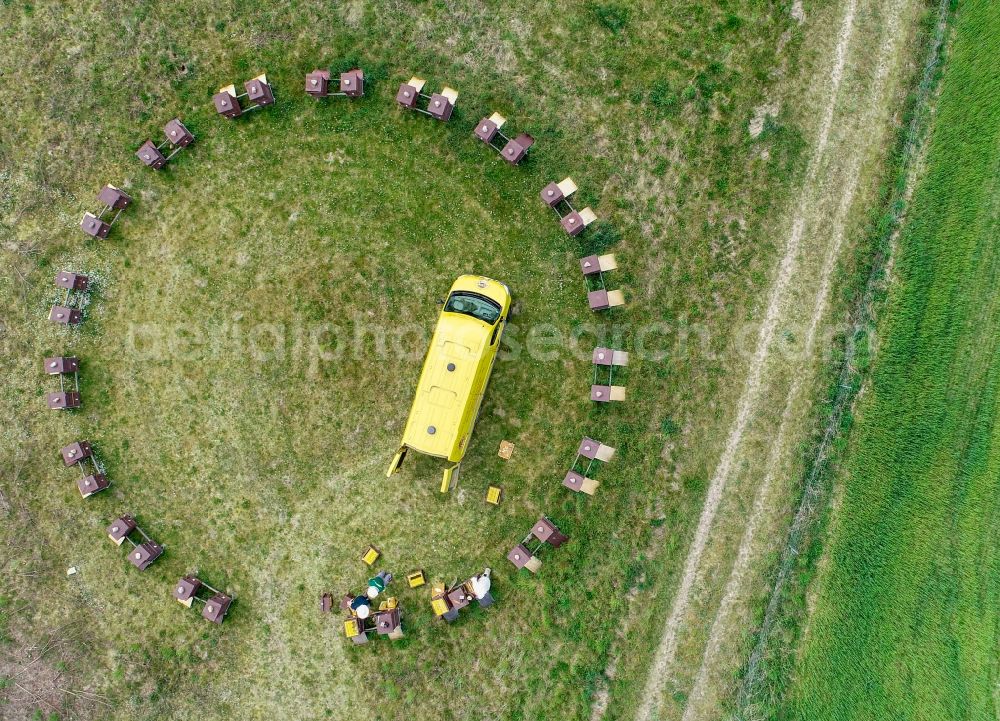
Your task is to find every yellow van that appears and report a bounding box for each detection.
[387,275,511,492]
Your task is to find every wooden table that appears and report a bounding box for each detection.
[375,607,402,635]
[446,586,474,612]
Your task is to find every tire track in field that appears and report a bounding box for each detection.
[732,0,953,715]
[679,3,910,715]
[635,3,858,719]
[681,172,860,720]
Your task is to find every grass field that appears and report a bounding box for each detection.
[0,1,943,720]
[759,0,1000,718]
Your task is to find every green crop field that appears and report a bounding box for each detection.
[1,1,989,720]
[758,0,1000,718]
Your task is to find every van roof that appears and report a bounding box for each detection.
[401,310,490,458]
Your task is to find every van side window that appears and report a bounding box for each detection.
[490,320,502,346]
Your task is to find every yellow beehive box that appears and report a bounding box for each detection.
[361,546,380,566]
[431,597,450,616]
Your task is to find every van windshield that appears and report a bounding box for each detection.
[444,292,502,324]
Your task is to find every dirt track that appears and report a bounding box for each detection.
[634,0,924,717]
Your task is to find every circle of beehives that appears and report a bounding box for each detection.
[68,70,625,637]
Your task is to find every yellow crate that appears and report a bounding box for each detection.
[486,486,502,505]
[344,618,361,637]
[361,546,380,566]
[407,570,426,588]
[379,597,398,611]
[431,597,450,616]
